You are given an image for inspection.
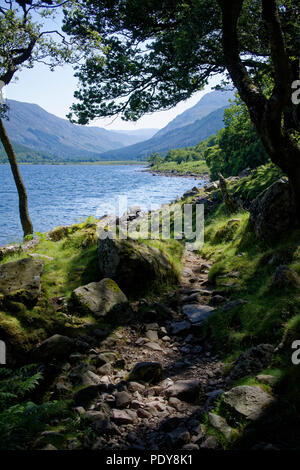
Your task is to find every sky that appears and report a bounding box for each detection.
[6,63,225,131]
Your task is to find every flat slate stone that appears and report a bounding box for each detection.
[182,304,215,324]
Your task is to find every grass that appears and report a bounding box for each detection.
[0,217,184,354]
[150,159,208,175]
[182,164,300,449]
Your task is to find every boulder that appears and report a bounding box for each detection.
[165,428,190,449]
[182,304,216,324]
[227,344,274,381]
[0,257,44,305]
[250,179,297,240]
[223,385,275,420]
[71,278,127,317]
[127,362,163,384]
[34,334,74,361]
[164,380,201,403]
[98,235,178,295]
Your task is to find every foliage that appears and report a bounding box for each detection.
[0,365,69,450]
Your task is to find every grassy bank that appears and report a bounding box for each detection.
[149,159,209,176]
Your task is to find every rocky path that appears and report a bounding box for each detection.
[54,248,227,451]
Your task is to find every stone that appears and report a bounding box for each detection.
[96,351,119,366]
[137,408,152,419]
[204,389,224,411]
[84,410,106,422]
[127,382,145,393]
[34,334,74,361]
[164,380,201,403]
[182,443,199,450]
[145,330,158,342]
[0,237,40,261]
[77,370,101,386]
[208,413,233,439]
[223,385,275,420]
[250,179,297,240]
[98,235,178,295]
[182,304,216,324]
[0,257,44,304]
[256,374,276,386]
[115,391,132,409]
[200,436,219,449]
[170,321,191,335]
[145,342,163,351]
[97,363,113,376]
[168,397,186,412]
[73,384,105,406]
[72,278,127,317]
[165,428,190,449]
[111,409,134,425]
[128,362,163,384]
[228,344,274,381]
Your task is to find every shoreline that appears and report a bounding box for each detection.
[144,166,210,181]
[0,161,146,166]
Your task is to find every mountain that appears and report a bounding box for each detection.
[98,106,227,160]
[155,89,234,138]
[2,100,158,161]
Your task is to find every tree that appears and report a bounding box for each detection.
[0,0,86,237]
[63,0,300,208]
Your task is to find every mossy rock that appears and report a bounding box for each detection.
[127,361,163,384]
[98,234,178,296]
[71,278,128,317]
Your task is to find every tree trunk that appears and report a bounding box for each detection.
[0,118,33,238]
[218,0,300,213]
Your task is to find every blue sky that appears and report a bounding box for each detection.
[6,63,224,131]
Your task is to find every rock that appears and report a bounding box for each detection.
[96,351,119,366]
[127,382,145,393]
[127,362,163,384]
[256,374,276,386]
[137,408,152,419]
[170,321,191,335]
[228,344,274,381]
[182,443,199,450]
[182,304,216,324]
[200,436,219,449]
[208,413,233,439]
[250,179,297,240]
[97,363,113,376]
[164,380,201,403]
[145,342,163,351]
[76,370,101,387]
[0,257,44,305]
[115,391,132,408]
[0,237,40,261]
[72,278,127,317]
[271,265,300,288]
[34,334,74,361]
[111,409,134,425]
[223,385,275,420]
[84,410,106,422]
[73,384,105,406]
[165,428,190,449]
[168,397,186,412]
[145,330,158,341]
[98,235,178,295]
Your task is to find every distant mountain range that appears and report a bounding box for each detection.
[0,89,234,162]
[99,106,227,160]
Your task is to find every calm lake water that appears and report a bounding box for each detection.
[0,164,204,245]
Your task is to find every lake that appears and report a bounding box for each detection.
[0,164,204,245]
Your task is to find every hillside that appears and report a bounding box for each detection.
[99,107,226,160]
[155,90,234,138]
[2,100,158,161]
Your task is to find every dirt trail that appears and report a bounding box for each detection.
[78,248,226,450]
